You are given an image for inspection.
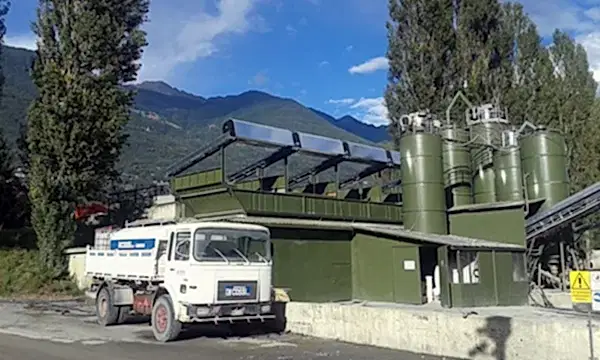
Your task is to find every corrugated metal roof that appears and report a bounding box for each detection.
[220,216,525,251]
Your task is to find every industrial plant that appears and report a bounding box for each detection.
[123,92,600,309]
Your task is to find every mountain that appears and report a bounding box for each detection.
[310,108,390,143]
[0,45,382,185]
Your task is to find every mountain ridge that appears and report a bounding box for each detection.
[0,45,391,185]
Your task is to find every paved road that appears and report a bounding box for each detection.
[0,300,453,360]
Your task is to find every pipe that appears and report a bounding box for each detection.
[516,121,538,136]
[522,172,531,216]
[446,91,474,125]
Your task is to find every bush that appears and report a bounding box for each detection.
[0,249,81,298]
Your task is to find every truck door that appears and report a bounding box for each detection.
[165,230,192,302]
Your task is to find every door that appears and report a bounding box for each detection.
[164,230,192,302]
[392,246,422,304]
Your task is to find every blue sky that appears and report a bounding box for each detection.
[5,0,600,126]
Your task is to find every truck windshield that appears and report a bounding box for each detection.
[193,228,271,263]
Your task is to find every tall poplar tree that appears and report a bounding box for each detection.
[500,2,556,125]
[385,0,459,127]
[547,30,599,193]
[455,0,511,105]
[27,0,149,276]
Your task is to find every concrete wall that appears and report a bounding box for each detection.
[285,301,599,360]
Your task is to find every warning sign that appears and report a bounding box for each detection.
[570,271,592,304]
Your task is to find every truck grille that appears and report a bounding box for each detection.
[217,281,258,301]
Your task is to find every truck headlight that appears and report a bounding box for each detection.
[260,304,271,313]
[195,306,210,316]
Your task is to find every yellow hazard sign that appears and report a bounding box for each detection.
[570,271,592,303]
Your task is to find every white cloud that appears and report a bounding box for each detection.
[576,32,600,82]
[249,70,269,86]
[348,56,388,74]
[327,98,355,105]
[138,0,266,82]
[350,97,389,126]
[285,24,297,34]
[318,60,329,67]
[346,45,354,52]
[4,34,36,51]
[516,0,600,83]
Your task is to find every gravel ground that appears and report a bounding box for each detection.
[0,300,465,360]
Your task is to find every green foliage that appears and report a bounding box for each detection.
[385,0,459,120]
[0,127,28,230]
[26,0,149,278]
[0,249,81,297]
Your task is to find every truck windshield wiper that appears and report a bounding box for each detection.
[232,248,250,264]
[211,248,230,264]
[253,252,268,263]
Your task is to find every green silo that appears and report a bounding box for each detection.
[520,127,569,211]
[468,105,510,204]
[400,128,447,235]
[442,126,472,207]
[494,146,523,202]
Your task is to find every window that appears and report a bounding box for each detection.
[156,240,168,259]
[174,232,191,261]
[448,250,480,284]
[512,253,527,282]
[193,229,270,263]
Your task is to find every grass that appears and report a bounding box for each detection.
[0,249,83,299]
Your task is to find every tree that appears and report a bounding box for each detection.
[0,127,28,231]
[27,0,149,276]
[385,0,459,128]
[547,30,598,193]
[455,0,512,105]
[500,2,556,125]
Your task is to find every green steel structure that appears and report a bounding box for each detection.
[520,127,569,211]
[441,126,472,208]
[494,146,524,202]
[399,127,447,234]
[163,115,562,308]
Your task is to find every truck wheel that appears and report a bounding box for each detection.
[96,287,119,326]
[151,294,182,342]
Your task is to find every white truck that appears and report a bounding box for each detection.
[85,219,287,342]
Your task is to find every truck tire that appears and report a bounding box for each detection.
[96,287,119,326]
[151,294,182,342]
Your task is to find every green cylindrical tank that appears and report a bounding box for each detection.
[400,131,447,234]
[442,126,472,207]
[494,146,523,202]
[520,128,569,211]
[472,165,496,204]
[470,122,506,167]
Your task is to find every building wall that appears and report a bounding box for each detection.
[271,228,353,302]
[351,234,423,304]
[449,207,526,246]
[446,249,528,307]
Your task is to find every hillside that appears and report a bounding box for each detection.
[310,108,390,143]
[0,45,383,185]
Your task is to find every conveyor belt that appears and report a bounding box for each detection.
[526,182,600,240]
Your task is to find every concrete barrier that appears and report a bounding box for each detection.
[285,301,599,360]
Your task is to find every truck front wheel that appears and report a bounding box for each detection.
[151,294,182,342]
[96,287,119,326]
